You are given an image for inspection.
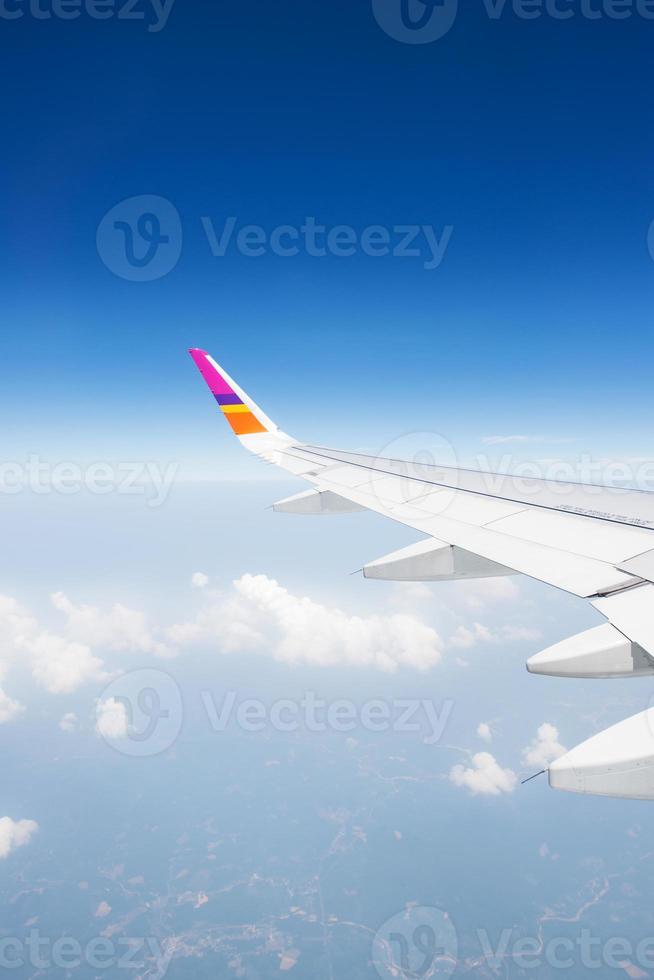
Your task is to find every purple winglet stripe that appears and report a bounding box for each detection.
[215,393,243,406]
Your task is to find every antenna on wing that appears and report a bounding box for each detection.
[521,769,547,785]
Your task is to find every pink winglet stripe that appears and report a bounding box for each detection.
[189,349,236,396]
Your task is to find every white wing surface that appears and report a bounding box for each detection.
[189,349,654,799]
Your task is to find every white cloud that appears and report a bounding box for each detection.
[461,578,521,609]
[27,633,107,694]
[482,435,534,446]
[522,723,567,768]
[450,752,517,796]
[448,619,540,651]
[19,591,174,693]
[0,593,109,695]
[0,817,38,859]
[0,571,539,716]
[0,686,24,724]
[51,592,170,658]
[95,698,129,739]
[448,623,492,650]
[391,582,433,605]
[0,585,192,699]
[59,712,78,733]
[0,595,36,632]
[500,625,541,642]
[0,664,23,724]
[481,435,578,447]
[0,596,37,657]
[167,574,444,672]
[477,722,492,743]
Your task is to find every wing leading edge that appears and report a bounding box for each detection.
[189,350,654,800]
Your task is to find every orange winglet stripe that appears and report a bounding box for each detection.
[226,411,267,436]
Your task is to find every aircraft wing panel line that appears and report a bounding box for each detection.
[278,444,654,565]
[593,584,654,659]
[189,352,654,801]
[277,446,648,595]
[293,444,654,531]
[306,468,639,599]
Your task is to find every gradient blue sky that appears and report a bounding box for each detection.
[3,1,654,473]
[5,10,654,946]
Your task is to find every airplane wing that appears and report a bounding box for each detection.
[189,349,654,800]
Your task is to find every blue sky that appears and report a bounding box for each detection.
[5,8,654,955]
[2,0,654,475]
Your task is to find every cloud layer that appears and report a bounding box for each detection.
[522,723,567,768]
[0,817,38,860]
[0,589,168,698]
[450,752,518,796]
[95,698,129,739]
[0,571,538,744]
[450,722,568,797]
[0,663,23,723]
[169,574,444,672]
[477,722,492,743]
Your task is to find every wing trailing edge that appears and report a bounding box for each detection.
[189,350,654,799]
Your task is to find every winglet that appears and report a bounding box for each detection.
[188,349,278,438]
